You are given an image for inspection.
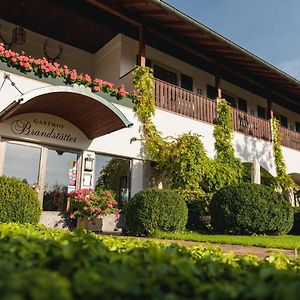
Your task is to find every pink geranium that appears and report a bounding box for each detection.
[67,188,118,220]
[0,44,135,101]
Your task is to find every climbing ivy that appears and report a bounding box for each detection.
[203,99,244,192]
[131,66,244,199]
[271,118,296,191]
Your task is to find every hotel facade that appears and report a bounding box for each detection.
[0,0,299,226]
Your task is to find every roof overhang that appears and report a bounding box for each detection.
[87,0,300,111]
[0,85,133,139]
[1,0,300,109]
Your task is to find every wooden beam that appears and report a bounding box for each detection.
[142,10,167,17]
[138,24,146,66]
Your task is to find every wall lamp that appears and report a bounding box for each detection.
[130,137,146,144]
[84,156,94,171]
[0,25,26,49]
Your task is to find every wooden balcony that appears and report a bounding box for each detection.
[154,78,300,150]
[155,78,216,124]
[280,127,300,151]
[231,108,271,141]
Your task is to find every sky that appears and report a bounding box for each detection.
[165,0,300,79]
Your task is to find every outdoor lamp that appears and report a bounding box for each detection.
[12,26,26,45]
[0,25,26,48]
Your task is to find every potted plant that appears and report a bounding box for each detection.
[67,188,119,230]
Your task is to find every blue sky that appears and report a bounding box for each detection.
[165,0,300,79]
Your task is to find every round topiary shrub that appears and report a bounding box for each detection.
[125,188,188,236]
[290,207,300,235]
[0,176,41,224]
[209,183,294,235]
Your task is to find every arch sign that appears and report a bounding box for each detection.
[0,113,90,149]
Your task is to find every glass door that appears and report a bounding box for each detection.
[2,141,42,189]
[42,148,79,211]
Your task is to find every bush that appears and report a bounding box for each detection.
[186,194,212,232]
[0,176,41,224]
[290,207,300,235]
[125,188,188,236]
[209,183,294,235]
[1,223,300,300]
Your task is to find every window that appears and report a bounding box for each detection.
[181,74,193,91]
[238,98,247,112]
[274,114,288,128]
[280,115,288,128]
[222,92,236,107]
[153,65,177,85]
[94,154,131,206]
[257,106,267,119]
[296,122,300,133]
[207,85,216,99]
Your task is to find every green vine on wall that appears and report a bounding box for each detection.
[204,99,244,192]
[271,118,296,191]
[132,66,244,199]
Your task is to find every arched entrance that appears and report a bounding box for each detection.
[0,85,133,224]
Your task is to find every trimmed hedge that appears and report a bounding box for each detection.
[290,207,300,235]
[125,188,188,236]
[209,183,294,235]
[0,176,41,224]
[1,223,300,300]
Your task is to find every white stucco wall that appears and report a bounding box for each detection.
[0,70,50,108]
[93,34,122,85]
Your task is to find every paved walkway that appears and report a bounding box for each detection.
[103,233,297,259]
[160,239,296,259]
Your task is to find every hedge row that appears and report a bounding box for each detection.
[0,223,300,300]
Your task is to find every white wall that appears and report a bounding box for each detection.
[282,146,300,175]
[0,70,50,110]
[93,34,122,85]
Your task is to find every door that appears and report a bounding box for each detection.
[42,148,79,211]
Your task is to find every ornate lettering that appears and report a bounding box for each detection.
[10,119,77,143]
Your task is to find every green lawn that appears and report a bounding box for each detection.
[154,231,300,250]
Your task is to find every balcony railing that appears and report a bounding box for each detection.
[155,78,216,124]
[154,78,300,150]
[280,127,300,151]
[231,108,271,141]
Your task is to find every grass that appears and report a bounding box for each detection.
[153,231,300,250]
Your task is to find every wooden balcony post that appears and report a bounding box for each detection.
[215,63,222,99]
[138,24,146,67]
[267,89,274,141]
[267,89,273,119]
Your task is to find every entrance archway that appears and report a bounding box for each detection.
[0,86,133,226]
